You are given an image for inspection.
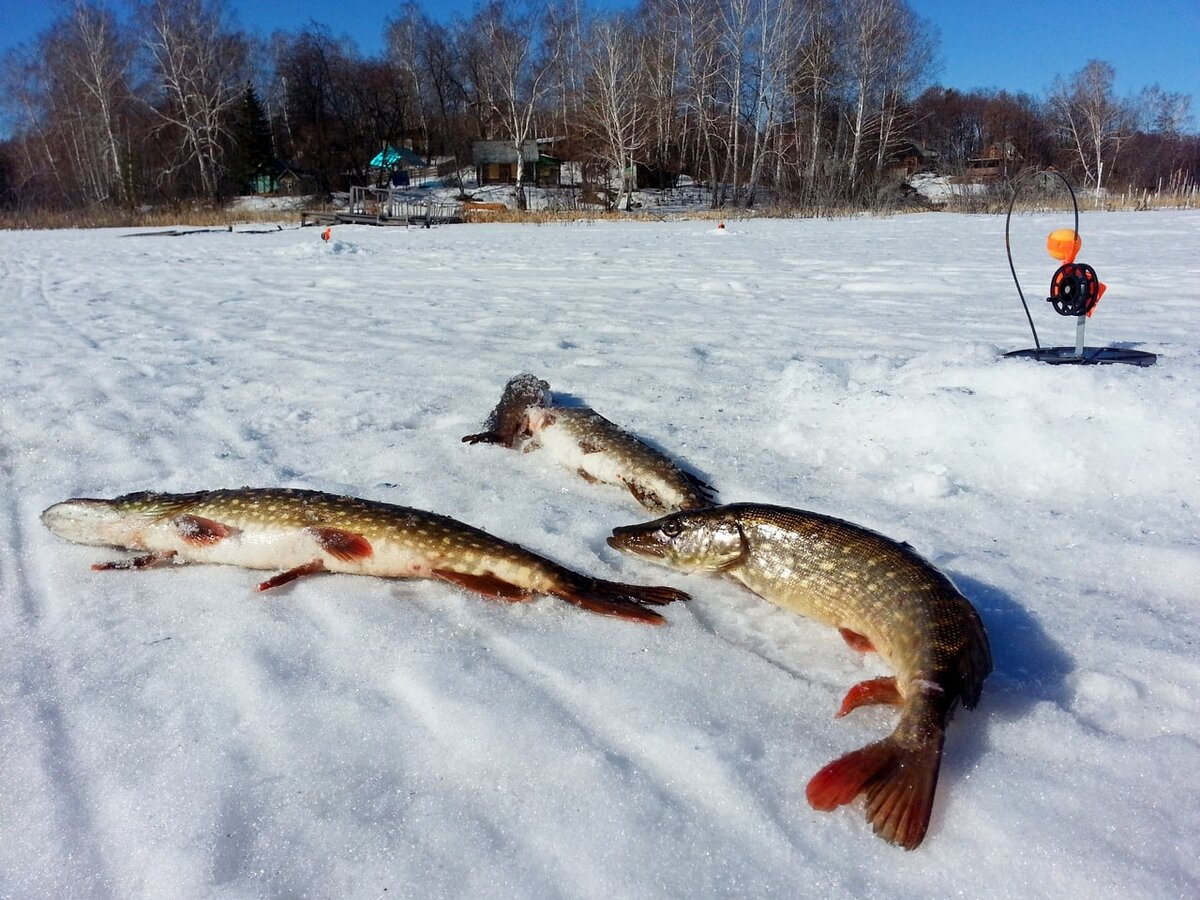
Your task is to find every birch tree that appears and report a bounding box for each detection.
[840,0,896,190]
[0,44,67,205]
[869,2,933,177]
[636,1,685,179]
[792,0,840,196]
[0,3,135,207]
[141,0,247,199]
[385,4,433,158]
[545,0,588,150]
[668,0,726,204]
[582,13,648,210]
[1048,60,1132,192]
[52,2,135,204]
[740,0,805,206]
[467,0,562,208]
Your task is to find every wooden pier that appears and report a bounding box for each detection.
[301,186,463,228]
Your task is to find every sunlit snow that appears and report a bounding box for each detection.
[1,210,1197,897]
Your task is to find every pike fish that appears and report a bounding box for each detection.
[464,374,716,514]
[607,503,991,848]
[41,488,689,624]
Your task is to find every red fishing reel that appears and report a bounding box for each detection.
[1047,261,1103,317]
[1042,227,1106,318]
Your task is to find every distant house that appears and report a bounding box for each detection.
[252,161,313,195]
[536,154,563,186]
[473,140,539,185]
[964,142,1019,180]
[886,141,939,176]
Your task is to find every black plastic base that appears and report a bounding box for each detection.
[1003,346,1157,366]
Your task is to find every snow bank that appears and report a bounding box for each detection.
[1,211,1197,898]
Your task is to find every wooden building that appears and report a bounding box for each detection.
[252,162,313,195]
[472,140,540,185]
[964,142,1019,180]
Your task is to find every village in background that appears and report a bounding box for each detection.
[0,0,1196,228]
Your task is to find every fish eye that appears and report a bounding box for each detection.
[660,520,683,538]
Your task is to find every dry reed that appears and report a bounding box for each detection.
[3,183,1194,232]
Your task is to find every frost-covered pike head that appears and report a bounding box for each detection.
[608,507,745,573]
[40,492,193,548]
[462,373,551,447]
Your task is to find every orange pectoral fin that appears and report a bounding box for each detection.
[432,569,533,602]
[172,514,237,546]
[309,527,373,562]
[257,558,327,591]
[836,676,903,718]
[838,627,876,653]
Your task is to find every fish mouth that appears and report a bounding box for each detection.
[606,525,666,558]
[41,498,125,545]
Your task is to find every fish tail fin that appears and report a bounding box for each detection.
[550,577,690,626]
[805,735,943,850]
[679,471,719,510]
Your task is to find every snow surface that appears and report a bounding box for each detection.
[1,211,1198,898]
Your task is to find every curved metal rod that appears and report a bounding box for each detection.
[1004,167,1082,357]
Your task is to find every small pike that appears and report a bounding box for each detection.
[464,374,716,514]
[41,488,689,624]
[607,503,991,848]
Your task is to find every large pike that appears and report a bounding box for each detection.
[607,503,991,848]
[463,374,716,514]
[41,488,689,624]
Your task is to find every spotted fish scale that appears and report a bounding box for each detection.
[464,373,716,513]
[607,502,991,848]
[41,488,689,624]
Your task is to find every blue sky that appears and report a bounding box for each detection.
[1,0,1196,111]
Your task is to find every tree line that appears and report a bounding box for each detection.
[1,0,1195,214]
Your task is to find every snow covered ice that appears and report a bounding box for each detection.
[1,210,1198,897]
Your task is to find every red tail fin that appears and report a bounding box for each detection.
[550,578,689,625]
[805,736,943,850]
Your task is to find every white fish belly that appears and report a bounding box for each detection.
[536,423,627,485]
[533,419,684,508]
[133,521,429,577]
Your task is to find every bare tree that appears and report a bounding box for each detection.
[0,3,136,208]
[545,0,588,149]
[414,20,472,173]
[840,0,921,191]
[740,0,806,206]
[140,0,247,200]
[53,2,135,204]
[466,0,562,208]
[636,0,685,180]
[1137,85,1193,137]
[582,13,649,210]
[792,0,840,196]
[385,3,434,158]
[668,0,726,205]
[869,2,933,178]
[0,44,67,205]
[1048,59,1133,193]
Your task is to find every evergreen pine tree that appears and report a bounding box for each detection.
[230,84,275,192]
